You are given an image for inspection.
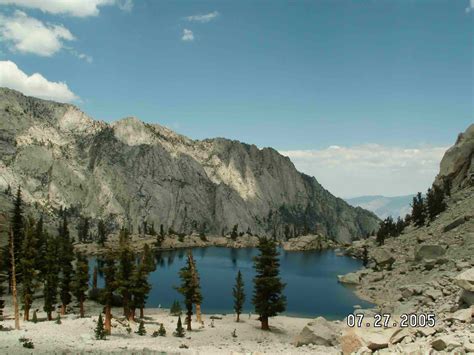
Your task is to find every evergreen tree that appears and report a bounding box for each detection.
[188,252,203,323]
[362,246,369,267]
[55,313,61,324]
[97,220,107,246]
[426,185,447,221]
[77,216,90,243]
[95,314,106,340]
[174,316,185,337]
[130,259,151,320]
[58,216,74,315]
[158,323,166,336]
[32,310,38,323]
[92,266,98,290]
[8,186,24,290]
[116,228,135,320]
[43,233,59,321]
[443,178,452,197]
[0,261,6,321]
[233,270,245,322]
[34,215,47,278]
[102,251,117,335]
[142,244,155,273]
[231,224,238,240]
[20,218,39,321]
[170,300,182,316]
[411,192,426,227]
[136,320,146,335]
[72,251,89,318]
[177,251,202,330]
[252,238,286,330]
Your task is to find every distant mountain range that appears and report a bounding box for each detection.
[345,195,414,219]
[0,87,380,243]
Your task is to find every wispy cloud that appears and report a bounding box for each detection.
[466,0,474,13]
[181,29,194,42]
[0,10,75,57]
[280,144,448,197]
[0,60,79,102]
[185,11,219,23]
[0,0,133,17]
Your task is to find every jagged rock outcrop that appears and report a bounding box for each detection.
[435,123,474,191]
[0,88,379,242]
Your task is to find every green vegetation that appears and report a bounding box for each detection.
[95,314,106,340]
[233,270,245,322]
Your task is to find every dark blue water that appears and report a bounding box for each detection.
[90,247,372,319]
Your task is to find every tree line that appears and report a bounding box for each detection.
[376,179,450,245]
[0,187,287,335]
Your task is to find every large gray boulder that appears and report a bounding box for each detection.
[414,244,446,262]
[337,272,361,285]
[293,317,340,347]
[371,249,395,270]
[455,268,474,292]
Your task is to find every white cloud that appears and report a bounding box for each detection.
[0,10,75,56]
[466,0,474,13]
[0,60,79,102]
[185,11,219,23]
[0,0,133,17]
[181,29,194,42]
[280,144,448,198]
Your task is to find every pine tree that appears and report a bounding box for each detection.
[32,310,38,323]
[174,316,185,337]
[92,266,98,290]
[9,227,20,330]
[34,215,46,278]
[233,270,245,322]
[142,244,155,273]
[252,237,286,330]
[97,220,107,246]
[231,224,238,240]
[77,216,90,243]
[426,185,447,221]
[158,323,166,336]
[43,233,59,321]
[170,300,182,316]
[188,252,203,323]
[411,192,426,227]
[58,215,74,315]
[130,259,151,320]
[117,228,135,320]
[55,313,61,324]
[20,218,39,321]
[102,251,117,335]
[95,314,106,340]
[8,187,24,290]
[72,251,89,318]
[136,320,146,335]
[177,251,202,330]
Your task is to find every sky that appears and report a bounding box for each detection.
[0,0,472,197]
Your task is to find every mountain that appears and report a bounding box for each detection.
[345,195,414,219]
[0,88,379,243]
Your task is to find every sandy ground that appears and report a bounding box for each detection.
[0,299,341,354]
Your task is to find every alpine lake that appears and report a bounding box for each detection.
[90,247,373,320]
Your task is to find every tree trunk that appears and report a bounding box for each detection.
[79,299,84,318]
[261,316,269,330]
[196,304,202,323]
[186,312,192,331]
[47,311,52,321]
[24,305,30,321]
[140,307,144,319]
[61,304,66,315]
[105,306,112,335]
[236,312,240,322]
[127,308,135,322]
[10,228,20,330]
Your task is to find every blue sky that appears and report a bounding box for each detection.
[0,0,472,196]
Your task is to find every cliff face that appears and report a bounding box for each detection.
[0,88,379,242]
[435,124,474,191]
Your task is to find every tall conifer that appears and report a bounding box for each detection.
[233,270,245,322]
[20,218,39,321]
[252,238,286,330]
[58,216,74,315]
[72,251,89,318]
[43,233,59,321]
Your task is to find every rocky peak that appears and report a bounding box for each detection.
[435,124,474,191]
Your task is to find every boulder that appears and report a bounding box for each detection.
[424,288,443,301]
[371,249,395,270]
[390,328,414,344]
[431,335,461,351]
[414,245,446,262]
[460,290,474,306]
[446,308,473,322]
[338,272,361,285]
[454,268,474,292]
[340,330,364,355]
[293,317,340,347]
[399,284,423,298]
[443,216,471,232]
